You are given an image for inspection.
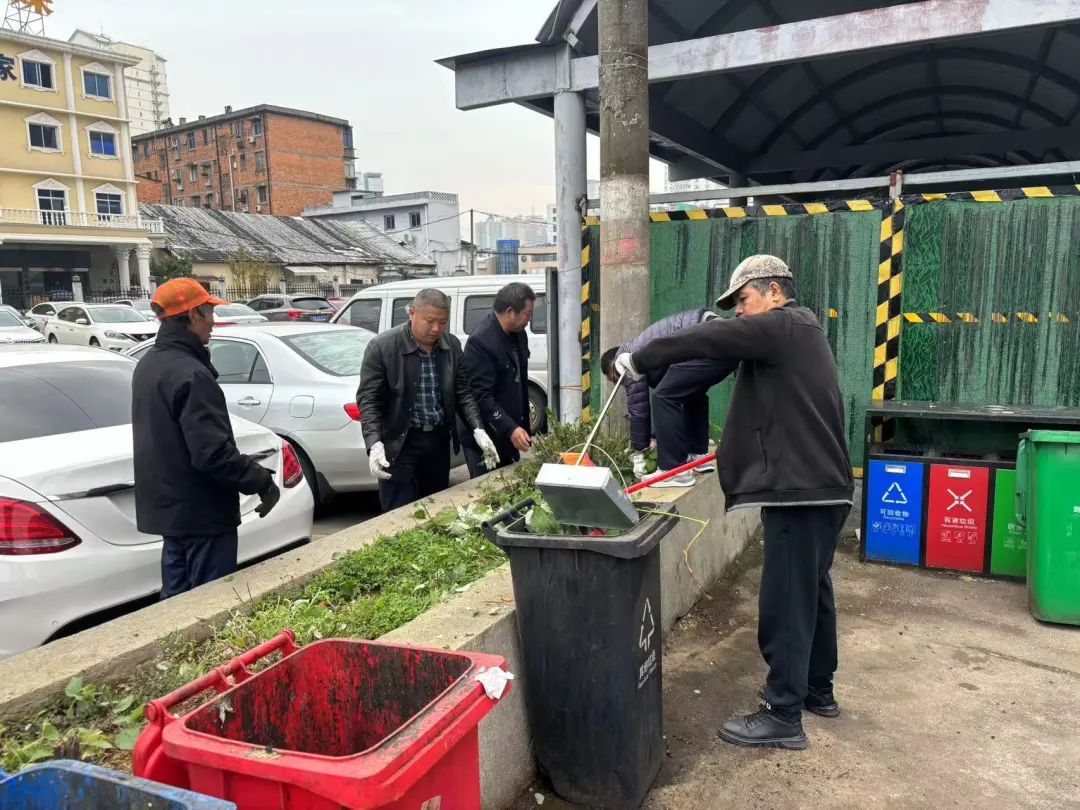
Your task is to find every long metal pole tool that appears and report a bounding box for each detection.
[575,371,627,465]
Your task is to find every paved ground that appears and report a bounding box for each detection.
[513,522,1080,809]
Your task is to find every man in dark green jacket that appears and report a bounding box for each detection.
[616,254,853,751]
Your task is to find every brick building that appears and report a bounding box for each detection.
[131,104,356,216]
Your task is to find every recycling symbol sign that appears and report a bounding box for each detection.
[639,598,655,653]
[881,482,908,505]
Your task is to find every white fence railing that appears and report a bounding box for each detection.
[0,208,164,234]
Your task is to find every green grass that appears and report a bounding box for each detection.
[0,418,634,773]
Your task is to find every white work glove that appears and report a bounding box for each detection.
[614,352,644,381]
[474,429,501,471]
[632,452,648,480]
[367,441,392,481]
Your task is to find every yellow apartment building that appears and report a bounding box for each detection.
[0,29,164,309]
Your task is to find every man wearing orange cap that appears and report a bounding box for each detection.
[132,278,281,598]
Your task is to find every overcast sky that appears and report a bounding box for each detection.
[46,0,667,225]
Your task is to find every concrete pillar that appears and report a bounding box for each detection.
[554,80,587,423]
[114,245,132,292]
[599,0,650,416]
[134,244,152,293]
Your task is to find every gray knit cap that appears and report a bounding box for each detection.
[715,254,793,310]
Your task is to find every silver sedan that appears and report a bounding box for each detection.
[127,323,376,505]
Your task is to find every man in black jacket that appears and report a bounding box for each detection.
[132,278,280,599]
[461,282,534,478]
[357,288,498,511]
[616,255,854,751]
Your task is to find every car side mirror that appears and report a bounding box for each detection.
[76,318,90,326]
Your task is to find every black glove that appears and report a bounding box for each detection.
[256,480,281,518]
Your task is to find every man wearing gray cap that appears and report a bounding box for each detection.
[615,254,853,751]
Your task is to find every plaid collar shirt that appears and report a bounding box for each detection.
[406,332,445,428]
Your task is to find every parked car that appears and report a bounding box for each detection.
[46,304,158,351]
[128,323,379,506]
[245,294,335,323]
[331,274,550,432]
[110,298,156,321]
[215,303,268,325]
[25,301,70,333]
[0,308,46,344]
[0,305,39,331]
[0,346,314,659]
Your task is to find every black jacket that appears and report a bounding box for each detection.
[633,302,853,510]
[132,321,273,537]
[461,312,530,461]
[356,323,484,463]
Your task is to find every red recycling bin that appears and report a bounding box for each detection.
[133,631,509,810]
[924,463,990,574]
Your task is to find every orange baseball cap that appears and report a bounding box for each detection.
[152,278,227,319]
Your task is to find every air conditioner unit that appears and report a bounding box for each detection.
[232,160,238,169]
[248,136,256,144]
[402,233,415,245]
[256,204,263,212]
[176,183,184,191]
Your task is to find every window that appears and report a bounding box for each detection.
[208,340,269,384]
[251,117,263,137]
[83,71,112,100]
[232,120,243,137]
[21,58,54,90]
[390,297,412,327]
[239,152,248,171]
[28,122,59,151]
[409,212,422,229]
[384,214,396,231]
[0,361,135,443]
[89,130,117,157]
[186,131,196,150]
[36,187,67,225]
[344,178,357,190]
[281,331,372,377]
[531,294,547,334]
[203,128,210,145]
[189,164,198,182]
[203,194,214,208]
[463,295,495,335]
[95,193,123,216]
[32,304,56,316]
[237,188,249,205]
[254,151,266,172]
[144,142,151,160]
[290,297,331,311]
[344,298,381,332]
[257,185,267,205]
[343,128,354,149]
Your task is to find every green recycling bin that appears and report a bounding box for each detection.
[1016,431,1080,625]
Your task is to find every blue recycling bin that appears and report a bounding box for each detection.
[863,458,925,565]
[0,759,235,809]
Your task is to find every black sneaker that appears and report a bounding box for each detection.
[718,704,809,750]
[757,686,840,718]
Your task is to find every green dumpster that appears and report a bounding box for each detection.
[1017,431,1080,625]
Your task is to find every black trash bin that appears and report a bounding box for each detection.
[483,499,678,809]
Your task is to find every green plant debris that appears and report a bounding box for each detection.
[0,419,633,774]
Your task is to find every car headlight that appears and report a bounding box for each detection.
[104,331,136,340]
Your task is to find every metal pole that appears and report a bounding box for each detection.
[554,85,587,422]
[598,0,650,419]
[469,209,476,275]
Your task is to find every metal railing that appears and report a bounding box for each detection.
[0,208,165,234]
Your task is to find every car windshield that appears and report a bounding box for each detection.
[91,307,148,324]
[0,361,134,442]
[292,297,331,311]
[0,311,23,327]
[280,330,371,376]
[216,304,259,317]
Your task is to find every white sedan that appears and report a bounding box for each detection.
[47,303,158,351]
[0,308,46,345]
[0,346,314,659]
[129,323,381,506]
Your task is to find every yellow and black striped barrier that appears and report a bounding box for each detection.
[903,312,1071,324]
[873,200,905,404]
[904,185,1080,204]
[580,219,593,422]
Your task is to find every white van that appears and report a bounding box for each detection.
[330,274,549,431]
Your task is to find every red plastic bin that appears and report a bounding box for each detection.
[133,631,509,810]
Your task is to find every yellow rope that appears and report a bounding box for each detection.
[637,508,713,601]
